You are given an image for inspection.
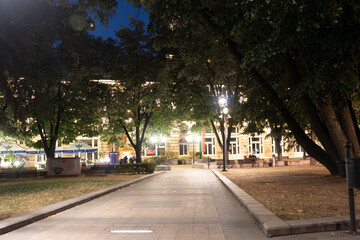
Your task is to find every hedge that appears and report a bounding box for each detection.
[115,162,158,174]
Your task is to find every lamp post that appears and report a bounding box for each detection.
[186,134,201,165]
[150,136,166,162]
[219,96,231,171]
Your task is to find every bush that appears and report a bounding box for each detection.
[116,164,136,174]
[195,152,202,159]
[165,150,178,160]
[142,162,157,173]
[115,162,158,174]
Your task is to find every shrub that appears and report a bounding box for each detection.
[116,164,136,174]
[165,150,179,160]
[142,162,157,173]
[115,162,158,174]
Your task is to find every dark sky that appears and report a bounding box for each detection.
[90,0,149,39]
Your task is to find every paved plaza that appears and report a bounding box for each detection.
[0,167,359,239]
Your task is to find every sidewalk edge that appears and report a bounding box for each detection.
[0,171,164,235]
[211,169,359,237]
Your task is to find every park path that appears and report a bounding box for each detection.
[0,167,268,240]
[0,166,358,240]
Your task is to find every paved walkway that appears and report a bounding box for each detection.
[0,167,359,239]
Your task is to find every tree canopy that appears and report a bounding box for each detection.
[0,0,117,169]
[130,0,360,176]
[101,18,174,163]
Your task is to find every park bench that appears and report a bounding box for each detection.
[238,157,257,168]
[90,165,114,174]
[228,160,236,168]
[216,160,223,169]
[216,160,237,168]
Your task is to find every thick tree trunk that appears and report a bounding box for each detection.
[281,56,341,168]
[249,68,339,175]
[316,97,347,174]
[297,95,341,168]
[275,137,282,163]
[226,40,341,176]
[348,99,360,144]
[135,144,142,164]
[334,94,360,158]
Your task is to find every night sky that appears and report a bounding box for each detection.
[89,0,149,39]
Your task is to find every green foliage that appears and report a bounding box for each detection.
[0,0,117,160]
[6,151,14,162]
[101,18,175,163]
[164,150,178,160]
[115,162,158,174]
[130,0,360,176]
[195,152,202,159]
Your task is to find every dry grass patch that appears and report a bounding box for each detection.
[222,165,360,220]
[0,174,141,220]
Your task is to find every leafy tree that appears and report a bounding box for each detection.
[102,18,173,163]
[130,0,360,176]
[154,27,250,163]
[0,0,117,170]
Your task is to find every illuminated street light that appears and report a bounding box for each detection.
[186,134,201,164]
[218,96,231,171]
[218,97,227,107]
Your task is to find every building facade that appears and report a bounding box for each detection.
[0,125,306,168]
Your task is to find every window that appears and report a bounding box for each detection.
[249,137,263,154]
[204,138,215,155]
[146,143,156,156]
[294,144,303,153]
[231,127,238,133]
[57,141,62,147]
[229,137,240,155]
[179,138,188,156]
[158,142,166,155]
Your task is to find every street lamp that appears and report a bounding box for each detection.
[219,96,231,171]
[150,136,166,162]
[186,134,201,165]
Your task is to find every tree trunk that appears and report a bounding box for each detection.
[297,95,341,168]
[135,144,142,164]
[226,40,341,176]
[309,131,317,165]
[281,56,341,169]
[316,97,347,176]
[334,94,360,158]
[275,137,282,163]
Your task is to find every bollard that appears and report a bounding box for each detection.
[345,142,358,235]
[208,157,210,169]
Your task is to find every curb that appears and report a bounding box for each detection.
[0,171,164,235]
[211,169,360,237]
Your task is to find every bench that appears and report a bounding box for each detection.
[238,158,257,168]
[216,160,231,168]
[90,165,114,174]
[216,160,223,169]
[228,160,236,168]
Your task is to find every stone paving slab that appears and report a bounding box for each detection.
[0,171,164,235]
[2,167,360,239]
[212,169,360,237]
[0,168,270,240]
